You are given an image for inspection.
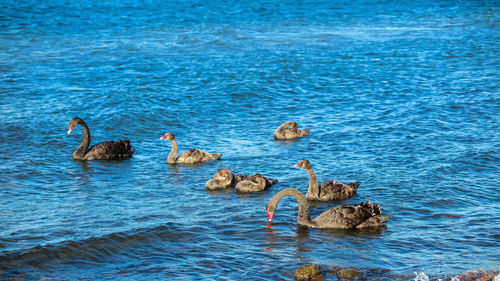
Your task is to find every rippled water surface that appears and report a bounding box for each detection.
[1,0,499,280]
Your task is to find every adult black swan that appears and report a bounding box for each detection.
[67,117,135,160]
[266,188,389,229]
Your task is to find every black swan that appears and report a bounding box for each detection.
[274,121,310,140]
[67,117,135,160]
[160,132,222,164]
[205,169,278,191]
[266,188,389,229]
[295,160,359,201]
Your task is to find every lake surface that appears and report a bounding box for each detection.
[1,0,499,280]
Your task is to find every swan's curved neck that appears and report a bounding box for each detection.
[268,188,313,226]
[257,177,266,188]
[167,139,178,163]
[217,173,234,187]
[278,122,297,132]
[277,123,287,132]
[73,119,90,159]
[305,167,320,199]
[226,174,235,187]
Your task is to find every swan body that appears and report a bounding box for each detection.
[206,169,235,190]
[206,169,278,191]
[266,188,389,229]
[274,121,310,140]
[67,117,135,160]
[295,160,359,201]
[235,173,268,193]
[236,173,278,191]
[161,132,222,164]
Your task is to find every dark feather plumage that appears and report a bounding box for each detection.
[68,117,135,161]
[266,189,389,229]
[319,181,360,200]
[86,140,136,160]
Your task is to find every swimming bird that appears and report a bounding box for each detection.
[67,117,135,160]
[236,173,268,193]
[205,169,278,191]
[160,132,222,164]
[295,160,359,201]
[266,188,389,229]
[274,121,310,140]
[205,168,236,190]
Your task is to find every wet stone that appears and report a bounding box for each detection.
[295,264,324,281]
[449,270,499,281]
[336,267,361,279]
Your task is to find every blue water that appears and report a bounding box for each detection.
[1,0,499,280]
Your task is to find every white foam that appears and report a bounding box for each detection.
[413,272,429,281]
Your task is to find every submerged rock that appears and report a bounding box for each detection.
[448,270,499,281]
[295,264,324,280]
[336,267,361,279]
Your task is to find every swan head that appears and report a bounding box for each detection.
[266,204,275,224]
[160,132,175,141]
[67,117,80,135]
[294,159,312,169]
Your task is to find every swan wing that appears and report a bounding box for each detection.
[86,140,135,160]
[177,149,212,164]
[319,181,354,200]
[313,204,373,229]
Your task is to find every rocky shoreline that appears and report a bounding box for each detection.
[294,264,499,281]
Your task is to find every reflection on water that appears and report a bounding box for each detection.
[167,163,180,174]
[274,138,304,144]
[80,161,93,175]
[296,225,311,239]
[206,188,234,198]
[319,226,387,237]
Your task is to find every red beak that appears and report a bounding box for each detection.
[294,162,302,167]
[160,135,167,139]
[266,209,274,224]
[67,125,74,135]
